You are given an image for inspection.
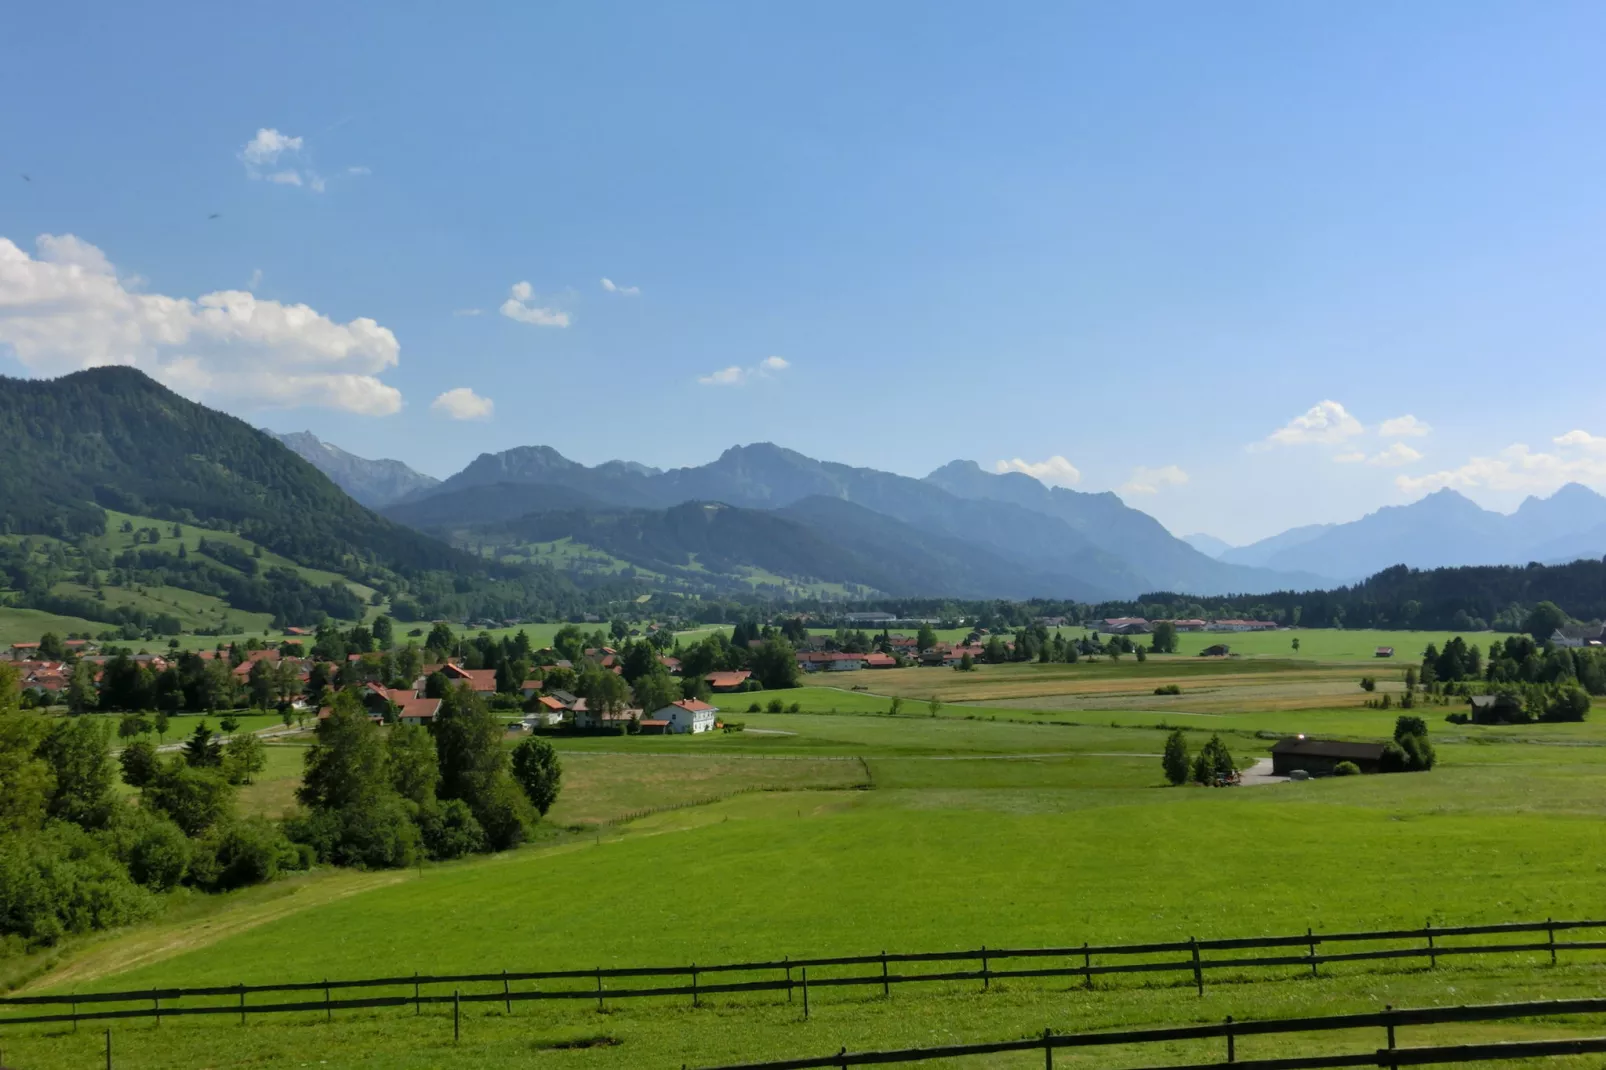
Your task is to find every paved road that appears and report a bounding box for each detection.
[1238,757,1290,786]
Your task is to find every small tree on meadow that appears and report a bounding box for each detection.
[1190,733,1236,784]
[1162,729,1190,786]
[510,736,563,817]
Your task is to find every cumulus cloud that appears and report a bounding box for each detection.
[994,456,1082,488]
[697,355,790,386]
[431,387,494,421]
[1334,443,1424,467]
[1397,437,1606,496]
[1555,430,1606,453]
[499,281,570,327]
[1258,400,1364,448]
[1379,414,1431,438]
[600,277,640,296]
[1120,464,1190,495]
[239,128,325,192]
[0,233,402,415]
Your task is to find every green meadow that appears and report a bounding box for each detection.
[5,648,1606,1068]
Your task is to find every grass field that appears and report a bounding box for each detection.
[5,646,1605,1069]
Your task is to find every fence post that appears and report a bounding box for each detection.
[1225,1015,1235,1063]
[105,1028,112,1070]
[414,972,420,1016]
[1044,1027,1054,1069]
[453,989,460,1044]
[692,963,699,1008]
[1191,937,1203,996]
[981,945,989,991]
[153,994,160,1026]
[1425,921,1436,969]
[1083,942,1092,990]
[1385,1004,1397,1070]
[324,978,332,1021]
[239,983,246,1025]
[802,968,810,1020]
[72,997,78,1032]
[785,956,793,1004]
[881,951,889,997]
[1547,918,1557,966]
[837,1046,849,1070]
[596,968,604,1012]
[503,969,511,1015]
[1307,927,1318,977]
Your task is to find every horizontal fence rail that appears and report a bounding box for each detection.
[695,996,1606,1070]
[1,918,1602,1032]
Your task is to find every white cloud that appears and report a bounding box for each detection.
[600,277,640,296]
[1555,430,1606,453]
[1397,440,1606,496]
[1335,442,1424,467]
[247,268,263,291]
[0,233,401,415]
[1258,400,1365,448]
[240,128,303,167]
[499,281,570,327]
[1367,442,1423,467]
[265,170,303,186]
[1120,464,1189,495]
[1379,414,1431,438]
[994,455,1082,488]
[697,355,791,387]
[431,387,494,421]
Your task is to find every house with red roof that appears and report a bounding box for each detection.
[705,670,753,692]
[651,698,719,734]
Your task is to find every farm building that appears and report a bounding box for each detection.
[1470,694,1525,725]
[1199,644,1231,657]
[650,698,718,734]
[1375,647,1395,658]
[705,670,753,691]
[1270,737,1386,776]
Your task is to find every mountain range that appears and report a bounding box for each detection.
[1190,485,1606,581]
[268,431,439,509]
[366,442,1319,600]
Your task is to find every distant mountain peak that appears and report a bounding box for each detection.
[267,430,439,509]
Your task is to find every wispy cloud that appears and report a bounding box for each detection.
[239,128,323,191]
[452,308,483,317]
[1120,464,1189,495]
[345,165,371,176]
[247,268,263,291]
[1336,442,1424,467]
[499,281,570,327]
[1256,400,1364,449]
[697,355,789,386]
[1379,414,1431,438]
[600,277,640,296]
[994,456,1082,488]
[431,387,494,421]
[1399,433,1606,495]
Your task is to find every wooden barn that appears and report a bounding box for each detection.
[1270,736,1387,776]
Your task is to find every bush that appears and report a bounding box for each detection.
[1154,684,1182,696]
[1360,677,1376,692]
[0,823,156,950]
[787,702,801,713]
[766,699,784,714]
[1333,761,1361,777]
[284,794,421,870]
[747,702,761,713]
[192,818,302,892]
[101,809,192,892]
[418,798,486,861]
[1445,711,1470,725]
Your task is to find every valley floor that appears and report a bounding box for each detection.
[5,650,1605,1068]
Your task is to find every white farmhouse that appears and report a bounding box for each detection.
[654,698,719,734]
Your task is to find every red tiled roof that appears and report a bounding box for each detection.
[673,699,716,713]
[705,670,752,689]
[538,696,564,710]
[638,719,670,728]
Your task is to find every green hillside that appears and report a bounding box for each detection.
[0,368,611,634]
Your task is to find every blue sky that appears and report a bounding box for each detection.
[5,1,1606,544]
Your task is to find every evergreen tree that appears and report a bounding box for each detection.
[1162,729,1190,786]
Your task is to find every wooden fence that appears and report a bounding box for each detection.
[695,995,1606,1070]
[1,918,1601,1033]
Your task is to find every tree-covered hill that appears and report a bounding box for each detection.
[0,369,592,625]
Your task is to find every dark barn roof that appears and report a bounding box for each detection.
[1270,737,1387,761]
